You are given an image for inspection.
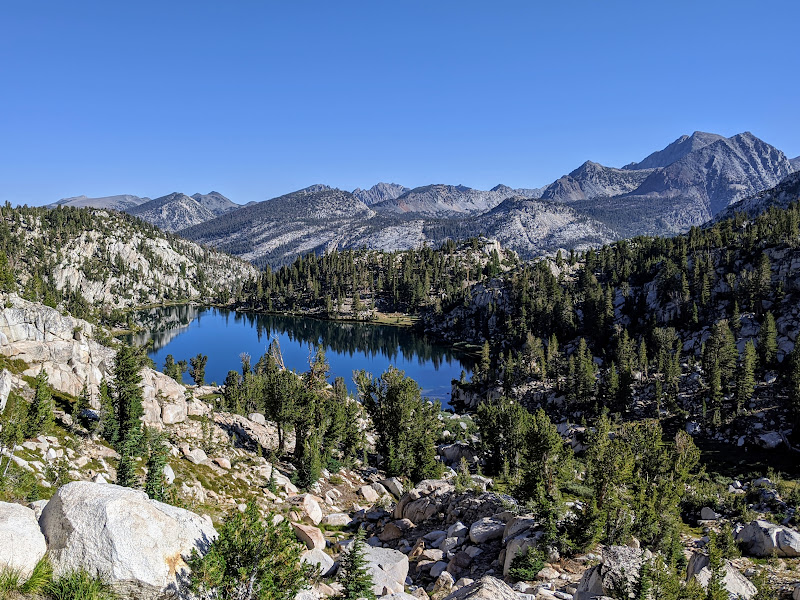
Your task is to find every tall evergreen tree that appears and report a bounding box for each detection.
[144,431,169,501]
[758,312,778,370]
[736,340,757,412]
[113,344,145,452]
[26,369,54,438]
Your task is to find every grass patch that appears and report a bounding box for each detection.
[0,556,52,598]
[47,569,117,600]
[0,356,29,375]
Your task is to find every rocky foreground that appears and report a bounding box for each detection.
[2,296,800,599]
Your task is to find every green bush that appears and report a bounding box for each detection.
[508,545,546,582]
[188,501,317,600]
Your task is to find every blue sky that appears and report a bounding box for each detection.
[1,1,798,206]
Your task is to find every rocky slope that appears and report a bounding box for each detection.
[352,182,410,206]
[128,193,220,232]
[48,194,150,211]
[453,197,618,259]
[539,161,654,203]
[622,131,726,170]
[372,184,540,217]
[791,156,800,172]
[1,205,257,312]
[715,171,800,221]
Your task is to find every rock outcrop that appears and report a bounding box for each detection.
[0,501,48,578]
[39,481,217,599]
[0,295,188,427]
[736,520,800,557]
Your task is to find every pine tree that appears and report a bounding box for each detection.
[113,344,145,452]
[335,527,376,600]
[758,311,778,369]
[144,431,169,501]
[786,343,800,431]
[189,353,208,385]
[26,369,54,437]
[72,379,90,430]
[97,378,118,443]
[736,340,757,412]
[116,444,138,488]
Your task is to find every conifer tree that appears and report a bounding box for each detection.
[72,379,90,430]
[97,378,118,443]
[113,344,145,452]
[736,340,757,412]
[144,431,169,501]
[335,527,376,600]
[26,369,54,438]
[758,312,778,369]
[189,353,208,385]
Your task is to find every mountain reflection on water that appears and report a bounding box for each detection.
[123,306,474,404]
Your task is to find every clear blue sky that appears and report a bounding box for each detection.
[1,1,798,206]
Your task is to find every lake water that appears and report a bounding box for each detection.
[124,306,474,405]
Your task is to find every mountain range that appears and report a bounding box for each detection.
[50,131,800,265]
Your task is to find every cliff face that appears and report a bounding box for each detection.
[0,294,187,428]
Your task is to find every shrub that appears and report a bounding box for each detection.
[508,545,546,582]
[188,501,317,600]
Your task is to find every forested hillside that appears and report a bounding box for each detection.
[0,204,257,322]
[238,238,517,317]
[422,202,800,448]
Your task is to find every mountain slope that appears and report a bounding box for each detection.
[190,191,240,216]
[540,161,654,203]
[372,184,538,217]
[576,132,794,236]
[791,156,800,171]
[469,197,618,257]
[715,171,800,221]
[48,194,150,211]
[180,185,377,267]
[0,205,257,314]
[622,131,725,170]
[128,193,217,232]
[352,183,409,205]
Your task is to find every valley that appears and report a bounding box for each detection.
[1,137,800,600]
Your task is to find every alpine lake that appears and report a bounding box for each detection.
[123,305,475,407]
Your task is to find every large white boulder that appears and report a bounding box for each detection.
[0,368,12,413]
[736,520,800,557]
[361,545,409,596]
[0,501,47,578]
[468,517,505,544]
[687,552,757,599]
[441,575,518,599]
[39,481,217,599]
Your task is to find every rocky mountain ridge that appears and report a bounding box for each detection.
[181,131,795,267]
[48,194,150,211]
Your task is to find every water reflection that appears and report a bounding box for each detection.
[123,306,474,404]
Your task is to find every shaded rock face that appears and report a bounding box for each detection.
[687,552,757,600]
[736,520,800,557]
[0,501,48,578]
[39,481,217,600]
[0,295,188,428]
[574,546,646,600]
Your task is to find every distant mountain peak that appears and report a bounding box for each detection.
[623,131,726,170]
